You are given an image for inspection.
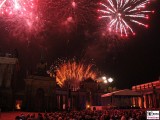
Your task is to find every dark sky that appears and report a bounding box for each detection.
[0,0,160,89]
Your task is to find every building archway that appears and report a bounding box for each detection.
[35,88,45,112]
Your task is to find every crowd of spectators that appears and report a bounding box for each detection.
[15,109,146,120]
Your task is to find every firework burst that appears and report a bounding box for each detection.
[54,59,98,89]
[51,0,97,29]
[0,0,44,40]
[98,0,154,37]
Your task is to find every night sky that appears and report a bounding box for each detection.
[0,0,160,89]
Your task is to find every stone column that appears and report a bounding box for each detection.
[148,94,152,108]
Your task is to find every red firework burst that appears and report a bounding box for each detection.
[0,0,44,40]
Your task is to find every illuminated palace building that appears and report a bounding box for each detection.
[0,55,160,111]
[132,80,160,108]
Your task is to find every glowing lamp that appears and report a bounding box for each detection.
[87,104,90,108]
[108,77,113,83]
[104,80,108,84]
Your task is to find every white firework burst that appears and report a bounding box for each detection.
[98,0,154,37]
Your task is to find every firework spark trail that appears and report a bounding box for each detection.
[55,60,97,88]
[0,0,6,8]
[98,0,154,37]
